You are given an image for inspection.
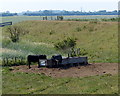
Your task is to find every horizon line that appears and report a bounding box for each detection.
[0,9,118,13]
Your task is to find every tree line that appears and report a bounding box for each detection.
[23,10,118,16]
[0,10,118,17]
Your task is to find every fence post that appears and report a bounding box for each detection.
[77,48,80,56]
[6,57,8,65]
[15,57,17,62]
[2,58,5,65]
[51,16,53,20]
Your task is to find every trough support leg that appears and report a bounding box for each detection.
[38,61,40,68]
[28,62,31,69]
[70,63,73,67]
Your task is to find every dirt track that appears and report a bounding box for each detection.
[12,63,118,78]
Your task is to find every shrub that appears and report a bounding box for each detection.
[5,25,29,43]
[83,25,86,29]
[54,37,76,50]
[49,30,55,35]
[76,27,82,32]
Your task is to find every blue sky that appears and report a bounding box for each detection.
[0,0,119,12]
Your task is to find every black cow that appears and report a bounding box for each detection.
[27,55,47,69]
[51,54,62,67]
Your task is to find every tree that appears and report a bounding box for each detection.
[6,25,29,42]
[57,16,63,20]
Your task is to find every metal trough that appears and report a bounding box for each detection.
[39,56,88,67]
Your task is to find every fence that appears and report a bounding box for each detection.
[68,48,80,57]
[0,21,12,27]
[2,56,27,66]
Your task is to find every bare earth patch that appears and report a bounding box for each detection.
[12,63,118,78]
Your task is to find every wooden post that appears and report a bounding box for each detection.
[21,57,23,62]
[11,57,13,64]
[68,53,69,58]
[15,57,17,62]
[73,49,76,56]
[17,57,20,65]
[6,57,8,65]
[51,16,53,20]
[45,16,47,20]
[39,60,41,68]
[77,48,80,56]
[2,58,5,65]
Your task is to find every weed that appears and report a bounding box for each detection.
[76,27,82,32]
[83,25,86,29]
[49,30,55,35]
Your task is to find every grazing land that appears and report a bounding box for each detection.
[2,20,118,63]
[1,18,118,94]
[2,66,118,94]
[1,15,117,24]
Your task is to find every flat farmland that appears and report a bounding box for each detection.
[1,15,117,24]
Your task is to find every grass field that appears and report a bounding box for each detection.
[2,20,118,63]
[1,18,118,94]
[2,67,118,94]
[1,15,117,24]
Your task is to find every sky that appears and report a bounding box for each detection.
[0,0,119,13]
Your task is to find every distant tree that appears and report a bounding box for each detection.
[1,13,17,17]
[43,10,51,15]
[6,26,29,42]
[57,16,63,20]
[43,16,47,20]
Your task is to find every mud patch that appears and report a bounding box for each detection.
[12,63,118,78]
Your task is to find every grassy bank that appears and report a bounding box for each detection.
[1,19,118,95]
[2,67,118,94]
[2,20,118,63]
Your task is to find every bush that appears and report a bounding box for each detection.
[49,30,55,35]
[83,25,86,29]
[76,27,82,32]
[54,37,76,50]
[5,25,29,43]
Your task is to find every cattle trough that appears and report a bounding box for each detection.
[46,56,88,68]
[27,54,88,69]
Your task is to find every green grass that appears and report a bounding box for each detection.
[2,67,118,94]
[2,40,58,57]
[2,20,118,63]
[0,61,1,95]
[1,15,117,24]
[66,17,119,22]
[1,19,118,94]
[1,38,60,66]
[1,40,60,66]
